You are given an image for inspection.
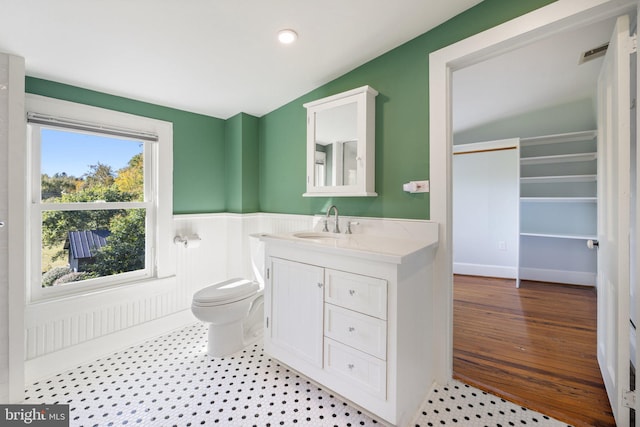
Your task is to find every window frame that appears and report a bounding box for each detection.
[26,95,174,302]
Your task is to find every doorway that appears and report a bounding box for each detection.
[429,0,638,424]
[449,9,616,422]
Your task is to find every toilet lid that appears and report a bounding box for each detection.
[193,278,259,305]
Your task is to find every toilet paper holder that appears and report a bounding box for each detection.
[174,234,202,248]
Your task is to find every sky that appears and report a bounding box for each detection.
[41,128,143,177]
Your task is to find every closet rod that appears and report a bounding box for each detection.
[453,146,517,155]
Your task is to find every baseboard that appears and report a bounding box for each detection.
[25,309,197,384]
[453,263,517,279]
[519,267,595,286]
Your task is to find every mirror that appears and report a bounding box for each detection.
[303,86,378,197]
[314,102,358,187]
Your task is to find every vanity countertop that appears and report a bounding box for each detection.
[259,225,438,264]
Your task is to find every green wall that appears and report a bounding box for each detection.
[26,77,227,214]
[25,0,557,218]
[226,113,259,213]
[259,0,556,219]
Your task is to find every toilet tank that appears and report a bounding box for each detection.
[248,234,265,287]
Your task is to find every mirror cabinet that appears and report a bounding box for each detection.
[303,86,378,197]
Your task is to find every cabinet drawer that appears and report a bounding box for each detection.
[325,304,386,359]
[324,338,386,399]
[325,269,387,319]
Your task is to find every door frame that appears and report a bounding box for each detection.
[428,0,636,384]
[6,54,26,403]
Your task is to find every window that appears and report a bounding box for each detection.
[27,95,174,301]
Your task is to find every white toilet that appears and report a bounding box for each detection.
[191,235,265,357]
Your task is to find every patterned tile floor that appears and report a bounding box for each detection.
[24,323,570,426]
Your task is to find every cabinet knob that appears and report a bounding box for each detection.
[347,363,355,370]
[587,239,599,249]
[318,282,323,288]
[348,326,355,332]
[348,289,355,296]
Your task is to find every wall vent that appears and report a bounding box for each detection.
[579,43,609,64]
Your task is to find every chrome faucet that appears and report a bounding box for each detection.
[325,205,340,233]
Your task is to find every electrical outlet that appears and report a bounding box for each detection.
[412,180,429,193]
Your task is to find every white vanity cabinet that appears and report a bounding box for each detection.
[262,233,437,426]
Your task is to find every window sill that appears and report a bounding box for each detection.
[27,275,178,311]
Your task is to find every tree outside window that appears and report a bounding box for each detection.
[38,128,148,287]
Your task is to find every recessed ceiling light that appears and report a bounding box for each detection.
[278,29,298,44]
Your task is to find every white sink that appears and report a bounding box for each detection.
[293,232,345,240]
[259,227,438,264]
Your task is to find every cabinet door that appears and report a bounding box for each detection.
[268,257,324,369]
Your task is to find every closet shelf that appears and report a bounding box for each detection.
[520,174,597,184]
[518,130,598,286]
[520,152,597,165]
[520,197,597,203]
[520,232,597,240]
[520,130,597,147]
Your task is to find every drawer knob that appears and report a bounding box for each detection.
[348,289,356,296]
[348,326,355,332]
[348,363,355,370]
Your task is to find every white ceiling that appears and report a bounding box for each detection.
[1,0,482,119]
[453,16,618,134]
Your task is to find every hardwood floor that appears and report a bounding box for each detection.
[453,275,616,427]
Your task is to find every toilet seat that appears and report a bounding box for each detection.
[193,278,260,307]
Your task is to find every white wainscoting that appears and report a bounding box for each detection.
[24,213,434,382]
[24,275,193,382]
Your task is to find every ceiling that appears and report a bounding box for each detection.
[453,15,618,134]
[1,0,482,119]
